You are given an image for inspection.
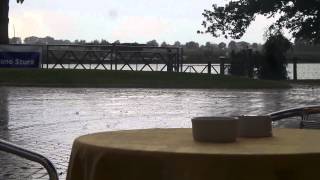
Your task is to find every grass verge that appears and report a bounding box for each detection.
[0,69,291,89]
[290,80,320,86]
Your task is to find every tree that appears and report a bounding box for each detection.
[185,41,199,49]
[160,41,168,47]
[92,39,99,44]
[228,41,237,51]
[257,33,292,80]
[237,41,250,50]
[79,40,86,44]
[251,43,259,51]
[146,40,159,47]
[228,50,248,77]
[101,39,109,45]
[113,40,120,44]
[205,42,212,48]
[9,37,21,44]
[200,0,320,43]
[218,42,226,50]
[24,36,39,44]
[43,36,55,44]
[0,0,24,44]
[173,41,181,47]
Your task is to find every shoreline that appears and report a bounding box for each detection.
[0,69,291,89]
[0,83,291,89]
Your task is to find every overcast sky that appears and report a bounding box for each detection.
[9,0,276,44]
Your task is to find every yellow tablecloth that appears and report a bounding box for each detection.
[67,128,320,180]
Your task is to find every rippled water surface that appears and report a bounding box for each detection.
[0,86,320,179]
[2,86,320,140]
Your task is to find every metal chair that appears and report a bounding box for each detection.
[0,139,59,180]
[268,105,320,129]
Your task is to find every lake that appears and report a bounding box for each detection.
[0,86,320,179]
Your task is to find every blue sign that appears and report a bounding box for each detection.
[0,51,41,68]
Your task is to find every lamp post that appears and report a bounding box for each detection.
[13,24,16,38]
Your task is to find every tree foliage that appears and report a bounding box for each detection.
[173,41,181,47]
[185,41,199,49]
[161,41,168,47]
[218,42,226,50]
[229,49,261,78]
[257,33,292,80]
[228,41,237,51]
[146,40,159,47]
[229,50,249,77]
[200,0,320,43]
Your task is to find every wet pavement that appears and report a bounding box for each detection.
[0,85,320,180]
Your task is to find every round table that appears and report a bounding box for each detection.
[67,128,320,180]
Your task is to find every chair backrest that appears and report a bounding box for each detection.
[0,139,59,180]
[268,106,320,129]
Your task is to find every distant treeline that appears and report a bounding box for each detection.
[9,36,320,63]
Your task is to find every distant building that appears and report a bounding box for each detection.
[24,36,41,44]
[9,37,22,44]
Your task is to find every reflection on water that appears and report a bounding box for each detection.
[0,88,44,180]
[287,63,320,79]
[0,87,8,129]
[47,63,320,79]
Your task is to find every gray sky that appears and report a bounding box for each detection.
[9,0,275,44]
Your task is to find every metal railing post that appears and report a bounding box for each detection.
[208,62,212,74]
[180,48,184,72]
[166,48,173,72]
[293,57,298,80]
[114,45,118,71]
[46,45,49,69]
[219,57,225,75]
[175,48,180,72]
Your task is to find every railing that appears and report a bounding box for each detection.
[44,44,183,73]
[181,61,230,75]
[3,44,320,79]
[0,139,59,180]
[182,64,220,74]
[268,106,320,129]
[44,45,232,75]
[2,44,229,75]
